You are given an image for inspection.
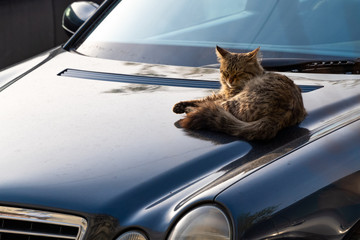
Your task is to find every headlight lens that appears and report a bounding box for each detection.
[168,205,231,240]
[116,231,147,240]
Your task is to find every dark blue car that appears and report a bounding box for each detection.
[0,0,360,239]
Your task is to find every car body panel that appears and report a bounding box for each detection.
[216,120,360,239]
[1,47,360,239]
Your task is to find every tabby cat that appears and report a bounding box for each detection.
[173,46,307,141]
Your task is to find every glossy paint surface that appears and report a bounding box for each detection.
[217,120,360,239]
[0,48,359,239]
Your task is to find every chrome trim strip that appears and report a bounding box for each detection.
[59,68,221,89]
[58,68,321,92]
[0,206,87,240]
[0,229,76,239]
[309,106,360,141]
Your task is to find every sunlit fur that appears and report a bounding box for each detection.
[173,46,307,141]
[217,46,263,96]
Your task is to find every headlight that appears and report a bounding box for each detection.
[168,205,231,240]
[116,231,147,240]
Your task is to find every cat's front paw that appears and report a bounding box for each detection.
[173,102,188,114]
[184,106,197,114]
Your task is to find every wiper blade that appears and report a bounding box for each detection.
[262,58,360,74]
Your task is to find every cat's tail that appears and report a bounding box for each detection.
[179,102,282,141]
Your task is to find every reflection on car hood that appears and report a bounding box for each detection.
[0,49,359,226]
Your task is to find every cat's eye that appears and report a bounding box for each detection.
[237,73,250,79]
[232,74,241,80]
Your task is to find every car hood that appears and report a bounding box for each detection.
[1,48,359,227]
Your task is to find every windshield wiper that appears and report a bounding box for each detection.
[202,58,360,74]
[262,58,360,74]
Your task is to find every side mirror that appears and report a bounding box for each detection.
[62,1,99,36]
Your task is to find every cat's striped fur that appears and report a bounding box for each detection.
[173,46,307,141]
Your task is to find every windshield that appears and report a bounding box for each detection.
[76,0,360,67]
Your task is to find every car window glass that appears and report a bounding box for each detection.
[76,0,360,66]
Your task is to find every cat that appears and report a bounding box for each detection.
[172,46,307,141]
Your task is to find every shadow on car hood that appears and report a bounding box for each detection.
[0,49,359,228]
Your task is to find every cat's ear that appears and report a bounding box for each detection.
[247,47,260,59]
[216,46,230,59]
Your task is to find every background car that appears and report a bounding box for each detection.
[0,0,360,239]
